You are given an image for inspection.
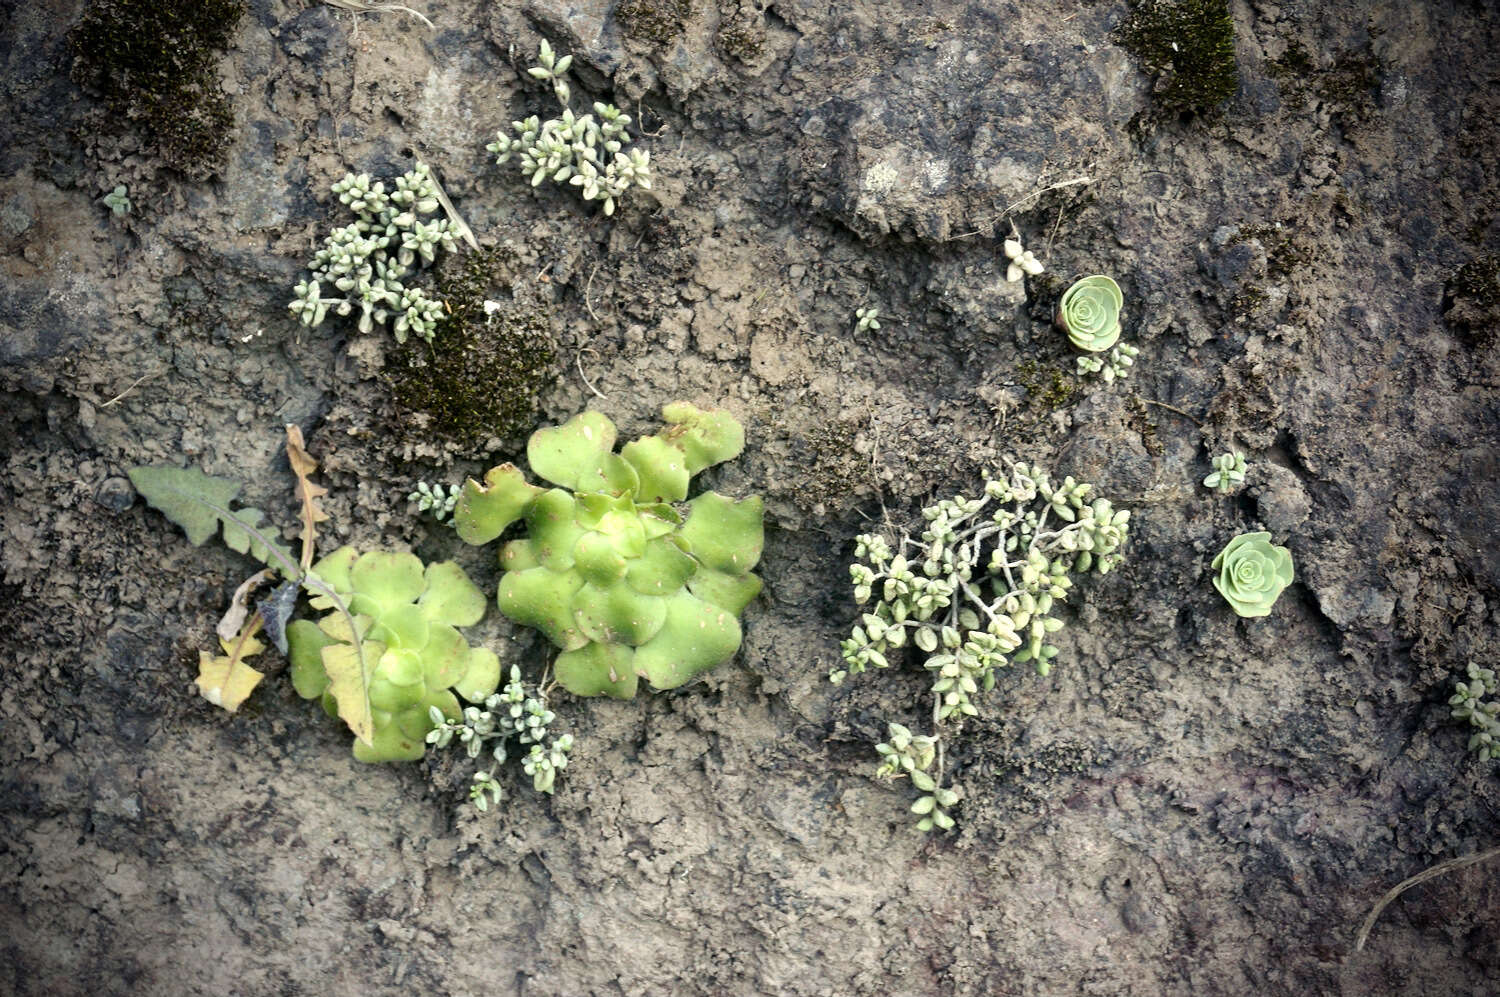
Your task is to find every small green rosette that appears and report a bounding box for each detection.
[1211,532,1294,618]
[1056,275,1124,352]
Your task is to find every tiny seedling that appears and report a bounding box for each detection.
[102,184,131,216]
[835,462,1131,830]
[1210,531,1293,618]
[1450,663,1500,760]
[454,402,763,698]
[1076,343,1140,383]
[1202,450,1247,492]
[855,306,881,332]
[130,427,501,762]
[1003,236,1044,282]
[409,480,459,522]
[487,40,652,215]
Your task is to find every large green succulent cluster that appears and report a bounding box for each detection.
[455,403,763,698]
[288,162,459,343]
[287,548,501,762]
[834,462,1131,830]
[487,41,651,216]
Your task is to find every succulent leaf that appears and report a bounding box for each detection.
[572,581,669,646]
[497,565,589,650]
[660,401,746,474]
[678,492,765,575]
[554,641,638,698]
[454,464,542,544]
[631,591,743,690]
[528,411,618,490]
[621,435,690,502]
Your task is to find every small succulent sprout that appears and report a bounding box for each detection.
[490,40,650,213]
[1203,451,1248,493]
[855,306,881,332]
[1451,663,1500,761]
[454,403,762,699]
[102,184,132,216]
[1210,532,1293,618]
[286,548,501,762]
[409,481,459,522]
[1057,275,1124,352]
[1077,343,1140,383]
[1003,237,1044,282]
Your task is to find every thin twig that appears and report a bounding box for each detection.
[426,162,478,250]
[584,264,601,322]
[100,370,162,408]
[576,348,606,400]
[952,175,1098,240]
[321,0,434,29]
[1140,398,1202,426]
[1354,846,1500,952]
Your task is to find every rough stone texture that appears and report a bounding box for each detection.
[3,0,1499,995]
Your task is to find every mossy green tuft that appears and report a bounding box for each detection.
[1118,0,1238,116]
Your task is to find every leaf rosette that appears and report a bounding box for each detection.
[287,548,501,761]
[1056,275,1124,352]
[455,403,763,698]
[1210,531,1293,618]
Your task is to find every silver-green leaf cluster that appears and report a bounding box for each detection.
[1203,451,1247,492]
[102,184,132,217]
[834,462,1130,831]
[1451,663,1500,761]
[855,306,881,332]
[409,481,459,522]
[288,162,459,343]
[487,40,651,216]
[1076,343,1140,383]
[427,665,576,808]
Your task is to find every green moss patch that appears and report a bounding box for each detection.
[386,248,558,446]
[617,0,694,44]
[69,0,247,181]
[1118,0,1238,117]
[1444,255,1500,348]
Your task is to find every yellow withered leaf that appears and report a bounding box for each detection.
[196,626,267,712]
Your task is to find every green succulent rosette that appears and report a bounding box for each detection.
[286,548,501,762]
[1056,275,1124,352]
[1210,532,1294,618]
[455,403,764,699]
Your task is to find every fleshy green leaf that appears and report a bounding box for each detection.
[678,492,764,574]
[555,641,638,698]
[528,411,617,490]
[631,591,742,689]
[454,464,541,545]
[658,402,745,474]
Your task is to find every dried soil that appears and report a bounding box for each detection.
[3,1,1499,995]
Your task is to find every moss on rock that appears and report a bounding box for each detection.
[68,0,246,181]
[1444,255,1500,348]
[1118,0,1238,117]
[386,248,558,446]
[617,0,694,45]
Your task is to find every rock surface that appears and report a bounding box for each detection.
[2,0,1498,994]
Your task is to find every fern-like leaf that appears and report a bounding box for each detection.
[128,466,298,576]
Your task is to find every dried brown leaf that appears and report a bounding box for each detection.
[217,568,275,642]
[285,424,329,572]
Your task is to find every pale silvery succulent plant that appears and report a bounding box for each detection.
[1076,343,1140,382]
[1003,237,1045,282]
[1057,275,1124,352]
[102,184,131,217]
[1203,451,1247,492]
[1451,663,1500,761]
[855,306,881,332]
[487,40,652,216]
[288,162,459,344]
[1210,532,1293,618]
[836,462,1131,830]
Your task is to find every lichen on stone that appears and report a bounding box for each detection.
[616,0,694,44]
[1444,254,1500,348]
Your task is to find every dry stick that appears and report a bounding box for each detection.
[1354,846,1500,952]
[1140,398,1202,426]
[320,0,434,29]
[100,370,162,408]
[952,176,1097,240]
[576,349,606,400]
